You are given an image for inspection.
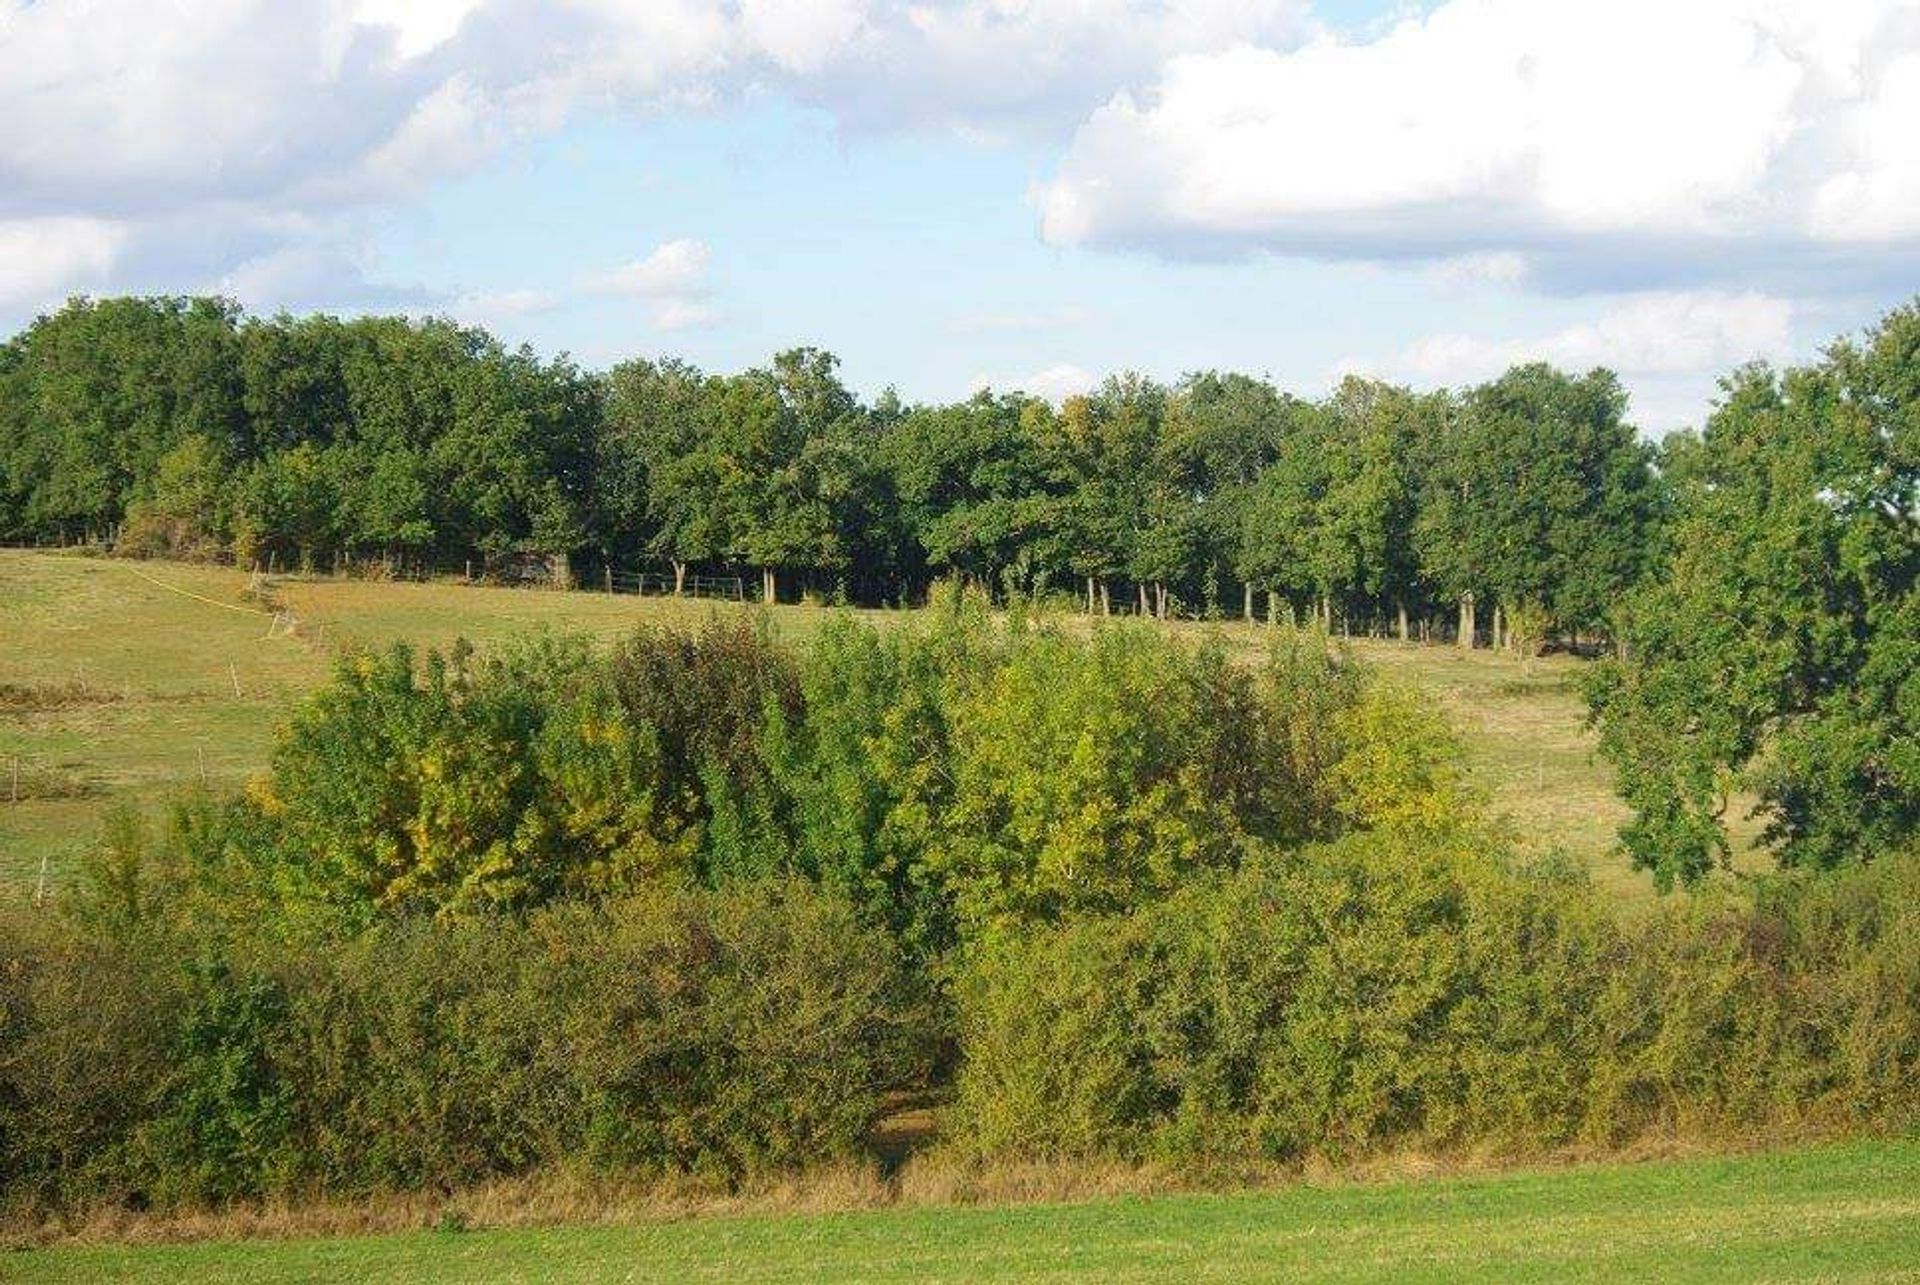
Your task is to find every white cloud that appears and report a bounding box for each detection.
[977,362,1098,403]
[1037,0,1920,278]
[354,0,485,60]
[0,0,745,321]
[0,218,127,308]
[1394,292,1795,383]
[353,75,503,197]
[1327,290,1795,432]
[590,239,709,297]
[776,0,1311,138]
[740,0,868,73]
[1334,291,1801,431]
[1428,252,1530,286]
[587,239,716,331]
[0,0,1909,342]
[0,1,437,219]
[213,244,438,312]
[649,298,721,332]
[451,287,561,324]
[1808,49,1920,241]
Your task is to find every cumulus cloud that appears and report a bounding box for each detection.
[0,218,127,310]
[1428,252,1531,286]
[0,1,444,220]
[588,239,717,331]
[450,287,562,325]
[976,362,1098,403]
[1328,290,1797,431]
[739,0,868,74]
[775,0,1311,138]
[2,0,1307,321]
[591,239,709,297]
[0,0,1910,339]
[213,245,440,313]
[1036,0,1920,284]
[1392,292,1796,384]
[354,0,485,60]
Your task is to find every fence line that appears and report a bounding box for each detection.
[600,569,746,601]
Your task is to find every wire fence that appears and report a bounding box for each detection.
[598,569,747,601]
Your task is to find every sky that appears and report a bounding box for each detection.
[2,0,1916,432]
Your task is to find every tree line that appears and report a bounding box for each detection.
[1,296,1911,884]
[0,295,1660,645]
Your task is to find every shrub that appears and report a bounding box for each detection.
[248,635,684,923]
[946,841,1919,1166]
[607,614,802,879]
[927,622,1379,936]
[0,877,927,1213]
[769,608,980,958]
[223,609,1397,944]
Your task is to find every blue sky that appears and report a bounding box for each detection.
[2,0,1915,430]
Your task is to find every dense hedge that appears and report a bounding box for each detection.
[949,838,1919,1163]
[0,877,924,1216]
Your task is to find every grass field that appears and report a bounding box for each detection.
[8,1139,1915,1283]
[0,548,1760,899]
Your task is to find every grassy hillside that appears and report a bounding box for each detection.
[0,548,1751,899]
[10,1139,1916,1284]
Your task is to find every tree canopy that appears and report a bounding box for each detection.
[3,294,1669,639]
[1586,304,1918,887]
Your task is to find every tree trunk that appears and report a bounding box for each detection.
[1087,575,1096,615]
[1459,593,1476,650]
[1397,601,1410,643]
[1138,584,1150,615]
[1100,582,1111,615]
[673,560,687,596]
[1493,603,1506,652]
[763,567,777,604]
[1155,583,1168,620]
[1243,582,1254,622]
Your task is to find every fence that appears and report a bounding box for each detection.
[601,569,746,601]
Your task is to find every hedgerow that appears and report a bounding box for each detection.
[0,603,1910,1221]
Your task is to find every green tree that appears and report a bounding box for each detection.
[1587,303,1918,887]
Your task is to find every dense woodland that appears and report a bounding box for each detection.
[1,295,1661,644]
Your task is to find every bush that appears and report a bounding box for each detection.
[925,621,1386,936]
[0,876,926,1214]
[946,841,1919,1166]
[220,607,1398,944]
[248,635,687,923]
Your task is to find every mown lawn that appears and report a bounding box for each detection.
[9,1139,1916,1284]
[0,549,1747,899]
